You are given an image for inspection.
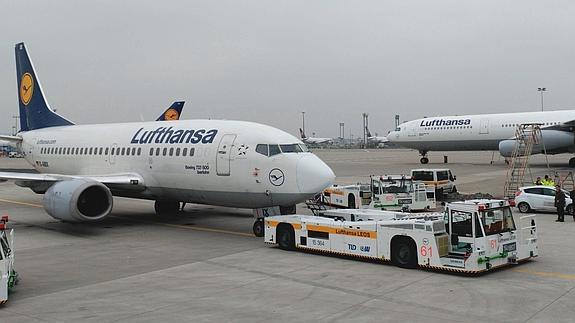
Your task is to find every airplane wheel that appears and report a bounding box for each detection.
[420,157,429,164]
[570,157,575,168]
[253,220,264,237]
[154,200,180,215]
[567,204,574,216]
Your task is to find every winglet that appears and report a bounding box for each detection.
[299,128,307,139]
[157,101,185,121]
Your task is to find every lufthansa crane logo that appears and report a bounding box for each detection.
[268,168,285,186]
[164,108,180,120]
[20,73,34,105]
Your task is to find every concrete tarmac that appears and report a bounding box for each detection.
[1,150,575,322]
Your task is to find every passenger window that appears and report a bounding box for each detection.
[182,148,188,156]
[149,148,154,156]
[156,148,160,156]
[163,148,167,156]
[105,148,109,155]
[132,147,136,156]
[111,148,115,155]
[89,148,93,155]
[256,144,268,156]
[137,148,141,156]
[169,147,174,156]
[176,148,180,156]
[121,148,125,156]
[190,148,195,156]
[269,145,281,156]
[66,147,70,155]
[126,148,131,156]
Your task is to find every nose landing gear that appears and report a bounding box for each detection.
[419,151,429,164]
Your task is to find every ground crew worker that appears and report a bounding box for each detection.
[555,185,566,222]
[543,175,554,186]
[535,177,542,185]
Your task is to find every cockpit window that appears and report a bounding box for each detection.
[256,143,309,156]
[269,145,281,156]
[280,144,303,153]
[256,144,268,156]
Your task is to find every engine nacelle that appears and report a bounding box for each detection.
[43,179,113,222]
[499,130,575,157]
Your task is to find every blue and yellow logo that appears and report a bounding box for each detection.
[20,73,34,105]
[164,108,179,121]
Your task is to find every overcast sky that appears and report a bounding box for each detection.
[1,1,574,138]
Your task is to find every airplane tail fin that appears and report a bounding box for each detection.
[15,42,74,132]
[299,128,307,139]
[365,126,372,138]
[156,101,185,121]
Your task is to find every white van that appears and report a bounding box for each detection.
[410,169,457,196]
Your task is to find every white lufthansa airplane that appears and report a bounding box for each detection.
[0,43,335,236]
[299,128,332,145]
[387,110,575,166]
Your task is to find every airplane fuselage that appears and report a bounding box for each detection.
[388,110,575,152]
[19,119,334,208]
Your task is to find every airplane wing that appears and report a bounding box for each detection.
[0,172,145,192]
[0,135,22,144]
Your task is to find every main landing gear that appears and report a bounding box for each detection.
[154,200,181,215]
[419,150,429,164]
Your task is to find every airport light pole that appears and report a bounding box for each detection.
[537,87,546,112]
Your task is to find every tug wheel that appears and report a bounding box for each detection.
[277,223,295,251]
[253,220,264,237]
[348,194,356,209]
[392,236,417,269]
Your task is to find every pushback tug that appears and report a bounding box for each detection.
[265,200,538,273]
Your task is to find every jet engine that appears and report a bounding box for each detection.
[43,179,113,222]
[499,130,575,157]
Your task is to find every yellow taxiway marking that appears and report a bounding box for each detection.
[0,198,254,237]
[512,269,575,281]
[0,198,43,208]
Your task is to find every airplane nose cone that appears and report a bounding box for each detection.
[296,154,335,194]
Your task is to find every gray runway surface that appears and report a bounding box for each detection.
[1,150,575,322]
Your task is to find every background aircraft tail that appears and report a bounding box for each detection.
[15,42,74,132]
[365,126,372,138]
[157,101,185,121]
[299,128,307,139]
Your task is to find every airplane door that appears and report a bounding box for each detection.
[109,143,117,165]
[479,119,489,134]
[216,134,237,176]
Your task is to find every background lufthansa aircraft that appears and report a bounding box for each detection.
[0,43,335,236]
[388,111,575,166]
